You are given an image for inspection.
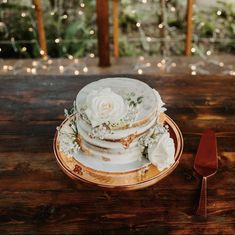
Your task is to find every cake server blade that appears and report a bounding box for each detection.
[193,129,218,217]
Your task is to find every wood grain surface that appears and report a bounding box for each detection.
[0,75,234,235]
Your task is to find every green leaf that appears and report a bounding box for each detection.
[129,101,136,107]
[137,96,144,103]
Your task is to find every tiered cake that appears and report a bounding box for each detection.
[58,77,175,172]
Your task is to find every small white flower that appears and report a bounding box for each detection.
[90,124,111,139]
[58,120,80,156]
[85,88,127,127]
[147,132,175,171]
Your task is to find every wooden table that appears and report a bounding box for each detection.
[0,75,234,234]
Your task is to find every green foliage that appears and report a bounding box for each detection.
[0,0,235,58]
[193,0,235,54]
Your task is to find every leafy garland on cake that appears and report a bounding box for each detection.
[57,101,80,157]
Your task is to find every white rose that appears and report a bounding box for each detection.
[148,132,175,171]
[85,88,126,127]
[153,89,166,113]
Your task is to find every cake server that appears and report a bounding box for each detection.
[194,129,218,217]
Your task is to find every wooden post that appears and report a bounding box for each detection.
[113,0,119,58]
[96,0,110,67]
[160,0,166,56]
[185,0,193,56]
[34,0,48,57]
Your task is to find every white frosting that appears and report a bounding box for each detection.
[85,88,127,127]
[147,132,175,171]
[76,78,158,127]
[153,89,167,114]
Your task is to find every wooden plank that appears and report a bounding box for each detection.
[113,0,119,58]
[0,151,234,234]
[185,0,194,56]
[96,0,110,66]
[33,0,48,58]
[0,74,235,234]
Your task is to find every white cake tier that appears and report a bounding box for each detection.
[76,77,158,128]
[76,121,139,149]
[79,137,143,164]
[76,111,157,140]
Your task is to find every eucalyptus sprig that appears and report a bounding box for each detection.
[126,92,144,107]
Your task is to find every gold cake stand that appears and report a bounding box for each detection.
[53,114,183,191]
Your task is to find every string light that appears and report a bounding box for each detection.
[191,47,196,53]
[31,68,37,74]
[59,65,64,73]
[0,57,234,77]
[55,38,60,43]
[83,66,88,73]
[200,22,205,27]
[74,70,79,75]
[191,65,196,70]
[89,29,95,35]
[68,55,73,60]
[40,50,45,55]
[32,61,38,66]
[0,0,234,78]
[3,65,8,71]
[219,62,224,67]
[21,47,27,52]
[229,71,235,76]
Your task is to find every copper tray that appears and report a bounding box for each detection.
[53,114,183,191]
